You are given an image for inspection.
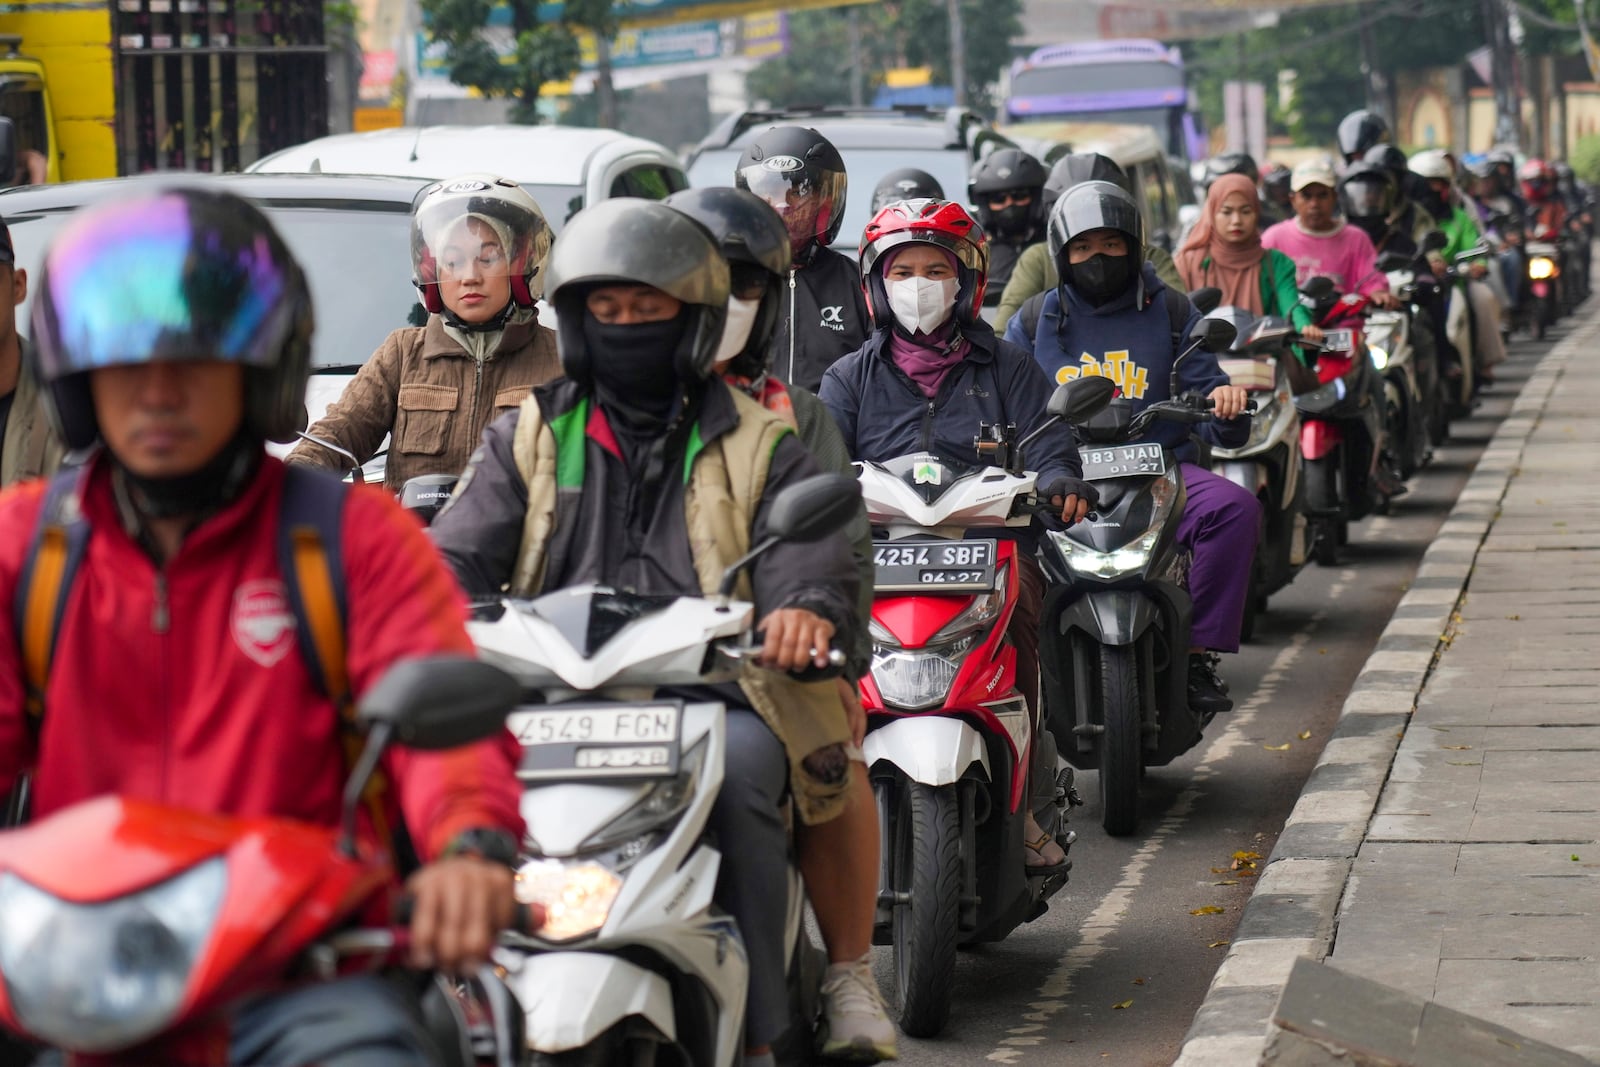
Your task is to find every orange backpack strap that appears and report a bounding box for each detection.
[13,467,91,728]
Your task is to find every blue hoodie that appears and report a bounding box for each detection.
[1003,263,1248,461]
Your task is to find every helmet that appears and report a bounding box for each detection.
[859,198,989,328]
[967,148,1049,236]
[1262,161,1292,201]
[29,186,313,449]
[734,126,849,255]
[1409,149,1454,182]
[1337,109,1390,162]
[871,168,946,212]
[1047,180,1144,265]
[1337,162,1398,240]
[1520,158,1555,201]
[544,198,730,388]
[1044,153,1132,210]
[663,186,791,376]
[1364,143,1409,179]
[411,173,552,316]
[1203,152,1260,189]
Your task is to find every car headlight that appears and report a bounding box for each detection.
[515,859,623,943]
[1530,256,1558,280]
[0,858,226,1052]
[1368,345,1389,370]
[871,634,976,711]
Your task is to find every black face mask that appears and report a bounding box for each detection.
[1068,253,1136,307]
[113,427,261,521]
[992,203,1034,240]
[583,314,688,429]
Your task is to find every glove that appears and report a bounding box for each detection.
[1042,476,1099,511]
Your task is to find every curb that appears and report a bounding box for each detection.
[1171,312,1594,1066]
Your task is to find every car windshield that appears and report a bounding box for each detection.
[7,204,420,370]
[689,147,976,255]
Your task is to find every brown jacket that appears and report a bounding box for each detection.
[1,348,66,487]
[289,315,561,491]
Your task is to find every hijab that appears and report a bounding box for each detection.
[1177,173,1267,314]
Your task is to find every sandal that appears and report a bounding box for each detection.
[1024,825,1069,874]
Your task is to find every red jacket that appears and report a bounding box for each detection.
[0,455,522,862]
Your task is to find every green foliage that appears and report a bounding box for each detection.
[1572,133,1600,185]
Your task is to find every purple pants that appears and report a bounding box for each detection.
[1177,463,1261,653]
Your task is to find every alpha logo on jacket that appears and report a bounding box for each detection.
[819,305,845,330]
[232,580,297,667]
[1054,350,1150,398]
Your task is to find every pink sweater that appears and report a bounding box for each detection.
[1260,219,1389,299]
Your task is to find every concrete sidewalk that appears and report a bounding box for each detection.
[1176,304,1600,1065]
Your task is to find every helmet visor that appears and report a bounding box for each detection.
[34,192,301,379]
[416,210,517,282]
[1340,180,1391,219]
[737,164,846,250]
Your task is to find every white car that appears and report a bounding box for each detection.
[248,125,689,231]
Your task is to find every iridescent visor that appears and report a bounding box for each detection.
[34,192,299,378]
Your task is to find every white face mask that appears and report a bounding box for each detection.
[713,296,762,370]
[886,276,959,335]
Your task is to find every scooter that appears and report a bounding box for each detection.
[1208,307,1306,642]
[1036,318,1241,837]
[857,377,1115,1038]
[468,473,861,1066]
[1369,249,1433,479]
[0,657,528,1067]
[1526,238,1563,340]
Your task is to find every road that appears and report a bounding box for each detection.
[867,324,1559,1066]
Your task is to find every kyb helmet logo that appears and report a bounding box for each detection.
[762,155,805,173]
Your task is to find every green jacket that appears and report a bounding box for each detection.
[1178,248,1313,333]
[1437,203,1484,265]
[994,242,1183,333]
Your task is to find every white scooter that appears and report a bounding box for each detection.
[470,473,861,1067]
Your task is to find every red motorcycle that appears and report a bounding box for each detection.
[0,656,527,1067]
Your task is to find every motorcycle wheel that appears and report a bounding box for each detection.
[1098,645,1142,837]
[1303,460,1341,567]
[531,1031,661,1066]
[890,781,960,1038]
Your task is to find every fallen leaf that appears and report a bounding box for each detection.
[1233,851,1262,862]
[1237,869,1258,878]
[1507,614,1521,621]
[1572,854,1581,862]
[1298,730,1312,740]
[1213,880,1239,886]
[1443,745,1472,751]
[1318,647,1328,654]
[1208,939,1230,948]
[1132,977,1146,986]
[1210,867,1232,874]
[1446,761,1480,766]
[1190,905,1225,915]
[1264,742,1291,751]
[1112,999,1133,1010]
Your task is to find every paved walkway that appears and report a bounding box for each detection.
[1178,302,1600,1065]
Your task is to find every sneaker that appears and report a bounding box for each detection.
[1187,652,1234,717]
[817,955,899,1062]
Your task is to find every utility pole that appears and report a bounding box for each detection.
[1357,0,1387,119]
[595,34,618,129]
[1482,0,1519,148]
[946,0,966,107]
[848,6,864,107]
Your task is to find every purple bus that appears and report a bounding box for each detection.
[1004,39,1207,163]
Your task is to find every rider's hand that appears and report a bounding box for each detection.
[1469,261,1489,280]
[836,677,867,747]
[1209,384,1250,420]
[1054,493,1092,526]
[406,854,519,975]
[759,608,836,672]
[1371,290,1403,310]
[1299,323,1325,344]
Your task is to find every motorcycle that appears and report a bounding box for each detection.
[1442,245,1495,415]
[1367,248,1434,477]
[856,376,1115,1037]
[1207,307,1306,642]
[1525,238,1562,341]
[0,656,529,1067]
[467,472,862,1066]
[1035,317,1241,837]
[1294,277,1390,567]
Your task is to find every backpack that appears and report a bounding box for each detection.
[10,464,404,857]
[1016,282,1191,355]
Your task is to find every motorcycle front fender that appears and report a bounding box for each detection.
[1056,588,1160,647]
[1301,418,1343,461]
[864,715,992,787]
[507,952,678,1054]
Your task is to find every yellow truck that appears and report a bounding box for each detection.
[0,0,329,186]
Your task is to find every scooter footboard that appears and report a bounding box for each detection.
[863,716,991,787]
[506,953,678,1053]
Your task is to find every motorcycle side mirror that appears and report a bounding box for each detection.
[1048,375,1117,423]
[400,474,458,525]
[1189,317,1237,354]
[1300,275,1337,302]
[1187,287,1223,315]
[1421,229,1449,253]
[715,472,861,600]
[1375,249,1413,273]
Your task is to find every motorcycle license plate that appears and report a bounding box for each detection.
[1079,444,1167,481]
[873,538,997,592]
[511,702,682,781]
[1322,328,1355,353]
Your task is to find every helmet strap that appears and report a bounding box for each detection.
[442,301,515,333]
[111,427,260,525]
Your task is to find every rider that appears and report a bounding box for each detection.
[819,197,1094,873]
[289,173,561,490]
[0,215,64,486]
[734,126,870,392]
[1520,159,1567,242]
[994,152,1184,332]
[1003,181,1258,713]
[427,198,862,1067]
[871,167,945,212]
[0,188,524,1063]
[1261,162,1293,226]
[968,146,1050,298]
[1262,158,1399,307]
[661,185,896,1062]
[1363,144,1440,245]
[1411,149,1508,386]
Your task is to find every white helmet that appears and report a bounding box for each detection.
[1409,149,1454,182]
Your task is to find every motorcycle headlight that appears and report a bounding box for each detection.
[1368,345,1389,370]
[1530,256,1558,280]
[871,634,976,711]
[514,859,623,943]
[0,858,226,1052]
[1049,470,1178,581]
[1232,395,1280,453]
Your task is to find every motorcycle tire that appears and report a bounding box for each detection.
[1097,645,1142,837]
[890,781,961,1038]
[531,1030,661,1066]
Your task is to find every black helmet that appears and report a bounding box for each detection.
[968,147,1049,238]
[871,168,946,212]
[544,198,730,388]
[1262,162,1291,198]
[1363,143,1409,179]
[1338,162,1397,240]
[1043,152,1131,211]
[1203,152,1260,189]
[734,125,848,257]
[1337,109,1390,163]
[1048,180,1144,264]
[663,186,791,378]
[30,186,313,449]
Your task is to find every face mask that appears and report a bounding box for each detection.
[886,276,959,335]
[992,203,1034,239]
[1067,253,1136,307]
[583,314,687,423]
[712,296,762,369]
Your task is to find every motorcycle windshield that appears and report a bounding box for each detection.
[873,452,986,506]
[472,588,680,659]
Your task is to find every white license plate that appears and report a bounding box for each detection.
[1322,328,1354,352]
[1080,443,1167,481]
[873,539,997,591]
[512,703,683,780]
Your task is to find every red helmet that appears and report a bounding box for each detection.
[858,198,990,327]
[1520,158,1555,201]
